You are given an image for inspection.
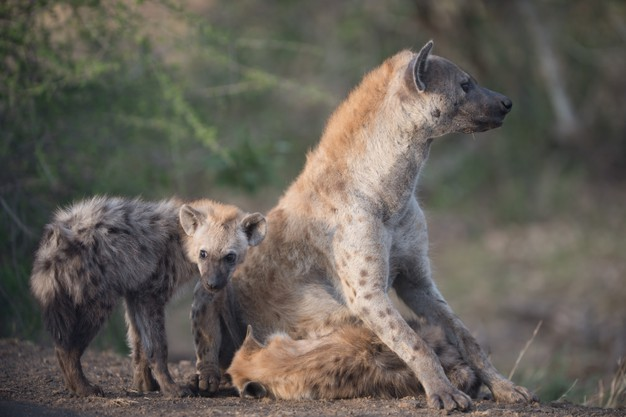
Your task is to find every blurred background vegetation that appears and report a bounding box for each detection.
[1,0,625,407]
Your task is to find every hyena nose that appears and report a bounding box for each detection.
[501,97,513,113]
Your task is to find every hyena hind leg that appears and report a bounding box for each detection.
[47,301,109,397]
[55,347,104,397]
[125,298,193,398]
[124,300,159,392]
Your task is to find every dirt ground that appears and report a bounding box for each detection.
[1,339,623,417]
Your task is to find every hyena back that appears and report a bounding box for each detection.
[30,196,266,397]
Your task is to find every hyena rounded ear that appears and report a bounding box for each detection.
[412,40,434,93]
[179,204,204,236]
[241,381,267,399]
[242,325,263,352]
[241,213,267,247]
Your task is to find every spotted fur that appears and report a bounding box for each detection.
[192,41,537,411]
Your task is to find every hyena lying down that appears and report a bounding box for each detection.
[227,320,481,400]
[30,196,266,397]
[191,40,537,411]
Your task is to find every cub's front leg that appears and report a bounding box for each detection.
[190,282,224,396]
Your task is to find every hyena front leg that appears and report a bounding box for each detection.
[335,223,471,411]
[124,299,158,392]
[397,283,538,404]
[190,282,224,396]
[125,297,192,398]
[393,205,536,404]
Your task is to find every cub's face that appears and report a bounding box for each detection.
[180,203,266,292]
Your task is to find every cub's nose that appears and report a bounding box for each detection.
[501,97,513,113]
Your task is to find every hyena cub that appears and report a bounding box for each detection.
[30,196,266,397]
[227,320,480,401]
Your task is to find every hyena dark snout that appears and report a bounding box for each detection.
[197,259,234,292]
[411,41,513,136]
[482,87,513,117]
[461,85,513,133]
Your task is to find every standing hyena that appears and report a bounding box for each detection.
[192,40,537,411]
[30,196,266,397]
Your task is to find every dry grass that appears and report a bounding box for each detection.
[508,320,543,381]
[587,358,626,409]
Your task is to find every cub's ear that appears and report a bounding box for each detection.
[179,204,204,236]
[241,212,267,247]
[411,40,434,93]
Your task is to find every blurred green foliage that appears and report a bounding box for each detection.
[1,0,625,405]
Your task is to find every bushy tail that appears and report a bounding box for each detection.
[41,291,77,349]
[30,222,77,349]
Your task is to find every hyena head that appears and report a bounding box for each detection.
[395,40,512,138]
[180,201,266,292]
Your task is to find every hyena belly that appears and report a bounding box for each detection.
[227,320,480,400]
[30,196,194,397]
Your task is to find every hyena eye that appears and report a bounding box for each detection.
[460,81,471,93]
[199,249,208,260]
[223,252,237,265]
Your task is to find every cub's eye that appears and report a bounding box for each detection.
[199,249,208,260]
[461,81,471,93]
[223,253,237,265]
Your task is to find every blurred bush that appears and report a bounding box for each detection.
[0,0,297,338]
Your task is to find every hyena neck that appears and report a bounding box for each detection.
[313,62,434,220]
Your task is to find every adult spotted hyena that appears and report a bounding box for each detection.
[30,196,266,397]
[192,40,537,411]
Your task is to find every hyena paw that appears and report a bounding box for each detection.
[186,373,200,395]
[133,372,160,393]
[197,371,221,397]
[492,380,538,404]
[427,386,472,411]
[188,370,220,397]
